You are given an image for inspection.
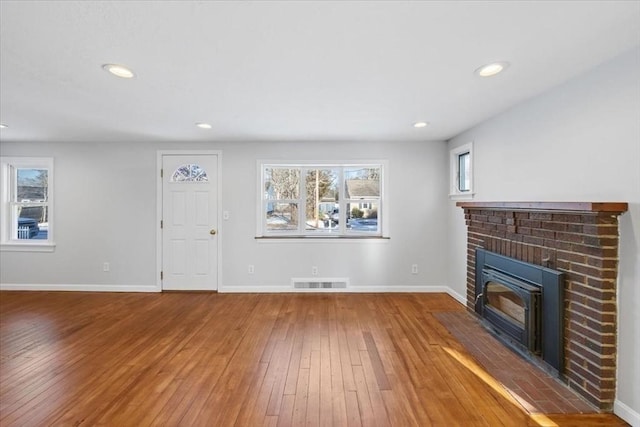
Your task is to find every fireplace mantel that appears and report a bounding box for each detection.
[456,201,628,213]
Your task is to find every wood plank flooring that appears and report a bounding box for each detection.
[0,291,629,426]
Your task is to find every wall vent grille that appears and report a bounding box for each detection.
[292,278,349,290]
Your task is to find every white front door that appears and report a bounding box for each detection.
[161,154,218,291]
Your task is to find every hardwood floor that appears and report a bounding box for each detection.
[0,292,628,426]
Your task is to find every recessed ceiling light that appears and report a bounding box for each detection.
[0,124,7,129]
[196,122,212,129]
[102,63,135,79]
[475,62,510,77]
[413,121,428,128]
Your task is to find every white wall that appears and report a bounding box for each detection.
[447,47,640,425]
[0,140,452,294]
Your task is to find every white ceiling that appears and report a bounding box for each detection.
[1,1,639,144]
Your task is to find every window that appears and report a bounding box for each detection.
[0,157,55,251]
[259,162,386,237]
[450,143,474,200]
[458,152,470,192]
[171,164,208,182]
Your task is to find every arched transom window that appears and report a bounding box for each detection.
[171,164,209,182]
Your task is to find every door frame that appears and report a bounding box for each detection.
[156,150,222,292]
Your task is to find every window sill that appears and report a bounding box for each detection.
[1,242,56,252]
[256,235,390,243]
[449,192,475,201]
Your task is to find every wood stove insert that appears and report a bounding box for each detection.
[475,248,565,374]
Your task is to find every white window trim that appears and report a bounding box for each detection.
[449,142,475,200]
[0,157,55,252]
[256,160,389,238]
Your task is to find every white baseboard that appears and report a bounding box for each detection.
[446,288,466,305]
[614,399,640,427]
[219,284,465,302]
[0,283,160,293]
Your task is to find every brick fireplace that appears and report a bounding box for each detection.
[457,202,628,411]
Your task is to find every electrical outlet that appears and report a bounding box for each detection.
[248,265,254,274]
[411,264,418,275]
[103,262,110,272]
[311,266,318,276]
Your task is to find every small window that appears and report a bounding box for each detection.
[1,157,55,251]
[258,162,385,237]
[171,164,208,182]
[450,143,474,200]
[458,151,471,192]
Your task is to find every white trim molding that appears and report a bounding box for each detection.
[614,399,640,427]
[219,284,464,302]
[0,283,160,292]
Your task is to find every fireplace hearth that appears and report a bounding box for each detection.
[475,248,564,373]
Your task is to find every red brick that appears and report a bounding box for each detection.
[573,344,615,367]
[596,215,619,225]
[570,302,615,324]
[584,318,615,334]
[483,223,497,231]
[568,319,612,343]
[569,360,601,386]
[585,298,616,314]
[488,215,504,224]
[543,221,569,232]
[533,228,556,239]
[571,263,605,278]
[563,271,587,284]
[597,237,620,247]
[583,224,618,236]
[522,236,544,246]
[552,213,584,223]
[570,283,615,301]
[556,232,584,244]
[585,382,615,402]
[567,224,584,233]
[577,245,618,258]
[586,257,618,269]
[557,250,586,264]
[530,212,553,220]
[566,333,588,351]
[518,219,541,228]
[586,277,616,290]
[505,233,523,242]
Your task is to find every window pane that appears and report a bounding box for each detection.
[344,167,380,199]
[458,152,470,192]
[264,168,300,200]
[15,168,49,240]
[305,169,338,231]
[346,202,379,232]
[17,168,48,201]
[266,203,299,231]
[171,164,208,182]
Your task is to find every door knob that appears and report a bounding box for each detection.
[210,229,217,235]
